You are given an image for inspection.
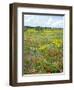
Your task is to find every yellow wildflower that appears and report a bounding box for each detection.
[39,44,49,50]
[52,39,62,47]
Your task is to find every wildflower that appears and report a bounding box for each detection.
[52,39,62,47]
[39,44,49,50]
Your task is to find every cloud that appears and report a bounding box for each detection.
[51,19,64,28]
[46,16,64,28]
[24,15,34,23]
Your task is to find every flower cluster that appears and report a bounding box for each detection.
[52,39,63,48]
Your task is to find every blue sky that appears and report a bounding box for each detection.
[24,15,64,28]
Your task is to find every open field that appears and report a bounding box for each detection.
[24,27,63,74]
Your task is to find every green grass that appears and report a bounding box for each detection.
[24,28,63,74]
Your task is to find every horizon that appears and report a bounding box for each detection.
[24,25,63,29]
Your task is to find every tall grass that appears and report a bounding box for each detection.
[24,28,63,74]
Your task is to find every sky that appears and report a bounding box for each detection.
[24,14,64,28]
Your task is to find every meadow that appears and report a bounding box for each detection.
[24,27,63,74]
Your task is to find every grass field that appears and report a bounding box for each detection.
[24,27,63,74]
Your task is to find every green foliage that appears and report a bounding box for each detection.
[24,27,63,74]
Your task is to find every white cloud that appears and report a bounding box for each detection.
[52,20,64,28]
[46,16,64,28]
[24,15,34,23]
